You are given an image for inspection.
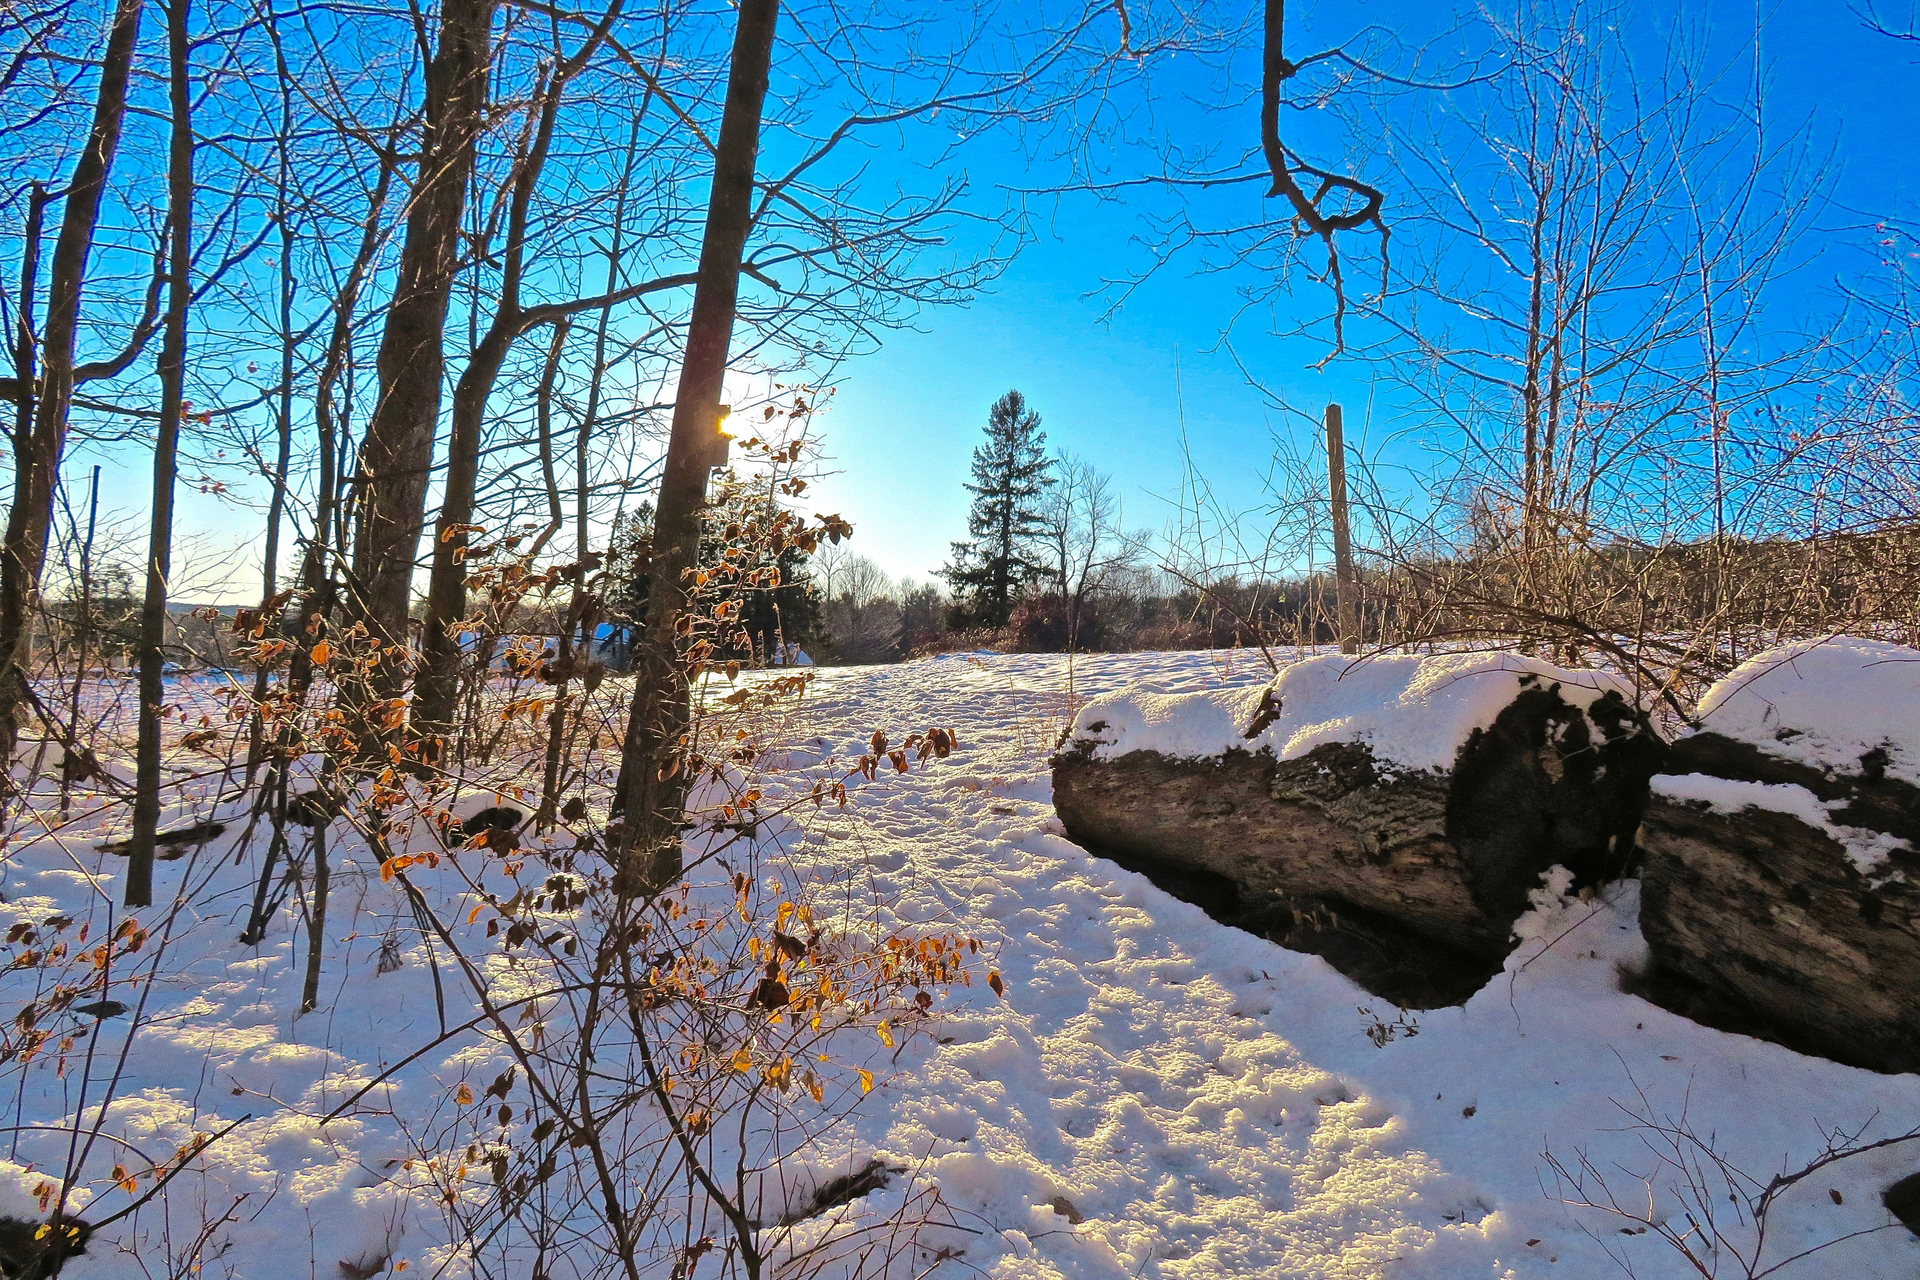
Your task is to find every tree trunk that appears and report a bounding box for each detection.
[533,321,572,828]
[59,466,99,815]
[614,0,779,890]
[345,0,494,731]
[246,17,300,786]
[411,9,628,742]
[1638,794,1920,1075]
[1052,681,1664,1004]
[126,0,194,909]
[283,142,395,712]
[300,823,330,1012]
[0,0,146,780]
[10,185,47,517]
[412,324,516,741]
[1635,731,1920,1074]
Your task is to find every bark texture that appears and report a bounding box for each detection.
[1638,736,1920,1075]
[1055,742,1491,948]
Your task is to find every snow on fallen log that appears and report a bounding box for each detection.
[1638,636,1920,1074]
[1052,652,1663,1004]
[1692,635,1920,785]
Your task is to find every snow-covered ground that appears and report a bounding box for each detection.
[3,650,1918,1278]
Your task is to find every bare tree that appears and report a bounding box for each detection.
[0,0,146,778]
[615,0,781,889]
[818,554,901,663]
[343,0,496,732]
[1042,450,1132,650]
[409,0,699,743]
[124,0,194,908]
[1366,1,1827,563]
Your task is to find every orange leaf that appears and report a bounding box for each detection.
[455,1083,474,1106]
[310,641,333,664]
[857,1068,873,1094]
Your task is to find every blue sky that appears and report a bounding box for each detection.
[80,0,1920,600]
[807,0,1920,586]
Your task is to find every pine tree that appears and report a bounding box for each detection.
[942,390,1054,627]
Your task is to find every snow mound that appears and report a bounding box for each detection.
[1069,650,1633,772]
[1694,636,1920,784]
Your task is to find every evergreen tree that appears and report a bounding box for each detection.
[942,390,1054,627]
[605,493,820,667]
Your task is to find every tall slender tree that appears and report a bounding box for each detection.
[124,0,194,907]
[613,0,779,891]
[0,0,146,777]
[942,390,1053,628]
[410,3,701,743]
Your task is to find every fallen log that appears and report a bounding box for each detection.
[1053,654,1664,1005]
[1637,789,1920,1074]
[1634,637,1920,1074]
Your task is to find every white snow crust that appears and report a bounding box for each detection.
[1652,636,1920,872]
[6,650,1918,1279]
[1695,635,1920,783]
[1068,650,1634,772]
[1649,772,1909,874]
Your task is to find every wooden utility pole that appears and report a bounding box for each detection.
[1325,402,1359,655]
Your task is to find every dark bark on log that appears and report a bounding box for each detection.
[1447,684,1662,923]
[1666,731,1920,845]
[1059,745,1505,1007]
[1055,742,1495,950]
[1638,790,1920,1075]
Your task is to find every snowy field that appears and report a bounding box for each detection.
[2,649,1918,1278]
